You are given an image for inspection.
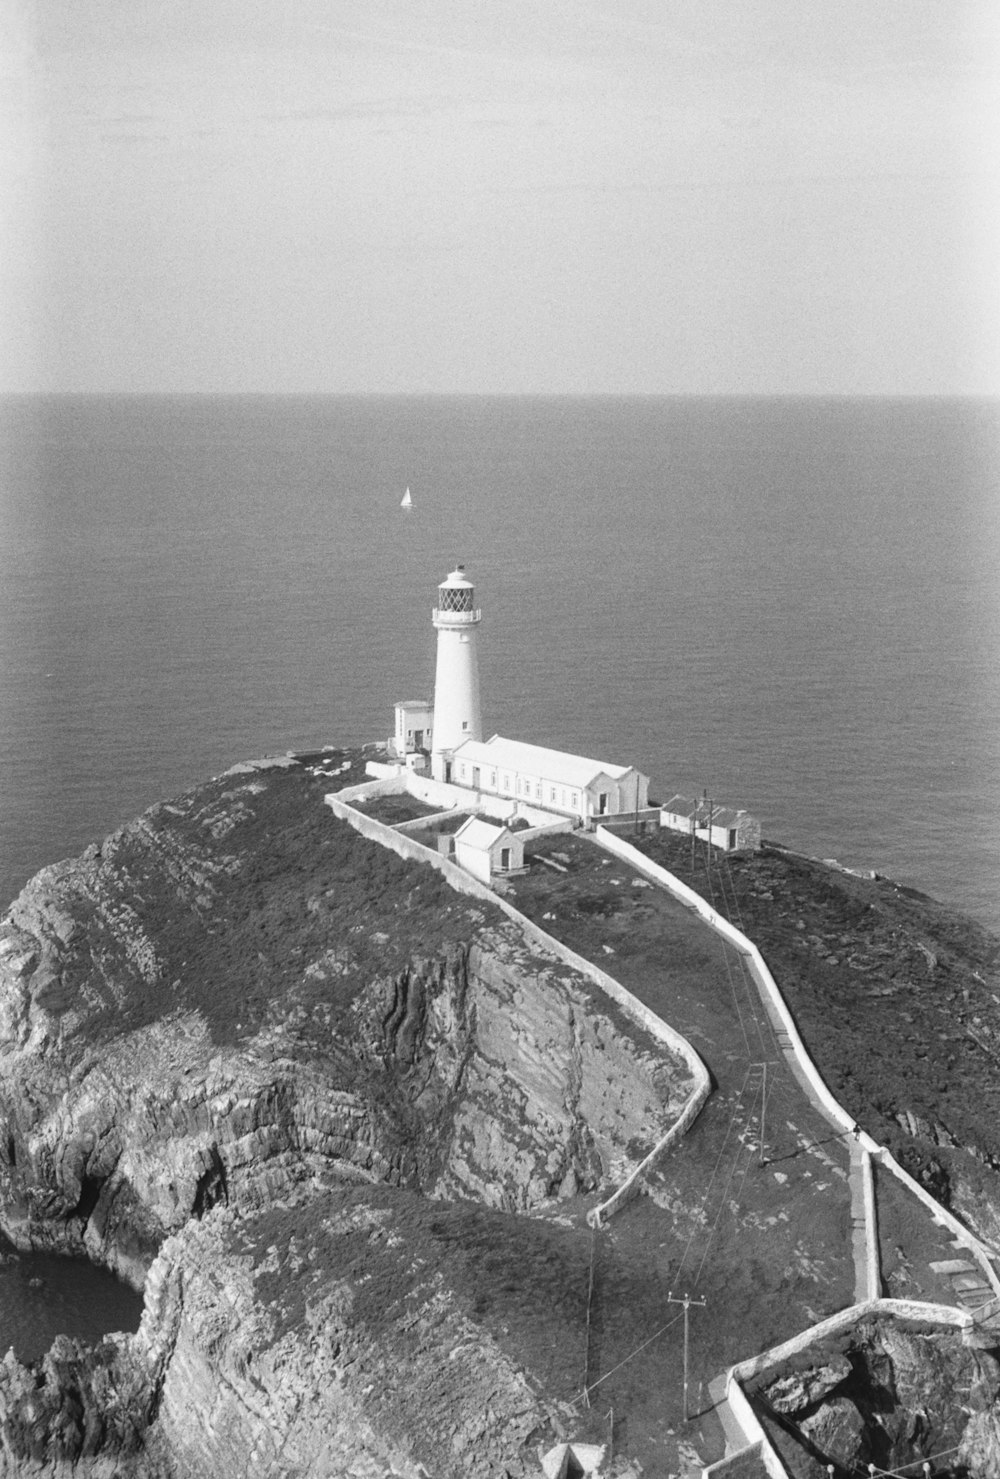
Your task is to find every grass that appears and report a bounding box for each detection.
[43,763,500,1052]
[624,829,1000,1210]
[28,760,1000,1475]
[507,833,858,1467]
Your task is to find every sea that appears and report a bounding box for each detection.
[0,391,998,1354]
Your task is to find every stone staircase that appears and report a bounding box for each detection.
[930,1249,1000,1339]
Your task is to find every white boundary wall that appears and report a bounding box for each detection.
[591,827,1000,1302]
[363,760,588,830]
[324,792,995,1470]
[862,1150,880,1302]
[588,1071,710,1229]
[729,1296,969,1386]
[393,808,475,834]
[324,792,711,1212]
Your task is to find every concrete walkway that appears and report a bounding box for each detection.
[330,786,998,1474]
[583,834,876,1468]
[848,1142,871,1305]
[738,942,873,1304]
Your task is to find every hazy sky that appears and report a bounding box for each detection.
[2,0,998,394]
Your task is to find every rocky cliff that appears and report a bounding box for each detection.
[749,1316,1000,1478]
[3,753,1000,1476]
[0,756,692,1475]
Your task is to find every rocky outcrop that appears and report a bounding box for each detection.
[0,761,697,1473]
[0,1184,586,1477]
[753,1319,1000,1479]
[0,763,692,1284]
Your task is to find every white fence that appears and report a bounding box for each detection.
[324,793,711,1177]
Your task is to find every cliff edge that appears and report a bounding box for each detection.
[0,755,695,1476]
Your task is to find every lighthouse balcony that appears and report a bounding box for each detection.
[432,607,482,624]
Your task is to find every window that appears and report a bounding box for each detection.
[570,792,578,808]
[490,771,497,787]
[550,787,556,802]
[462,720,469,731]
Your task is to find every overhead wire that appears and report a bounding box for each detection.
[674,1064,756,1285]
[692,1075,764,1288]
[713,847,787,1073]
[579,1309,686,1401]
[851,1444,960,1477]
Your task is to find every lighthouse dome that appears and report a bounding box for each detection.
[441,565,473,589]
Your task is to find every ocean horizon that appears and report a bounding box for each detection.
[2,391,998,935]
[0,387,998,1357]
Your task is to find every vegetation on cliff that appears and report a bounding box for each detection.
[0,754,699,1476]
[625,828,1000,1219]
[1,751,999,1475]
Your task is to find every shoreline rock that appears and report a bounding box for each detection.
[1,754,998,1475]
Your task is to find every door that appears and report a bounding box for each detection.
[598,793,609,815]
[472,766,481,789]
[500,847,510,870]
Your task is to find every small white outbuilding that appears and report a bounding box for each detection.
[389,699,434,758]
[452,816,524,885]
[660,795,761,852]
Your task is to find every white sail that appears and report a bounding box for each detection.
[400,486,413,510]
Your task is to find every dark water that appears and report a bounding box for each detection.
[0,392,997,1353]
[0,1239,144,1361]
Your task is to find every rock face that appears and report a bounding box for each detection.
[0,761,695,1474]
[0,1184,595,1477]
[755,1319,1000,1479]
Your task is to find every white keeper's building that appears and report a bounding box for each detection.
[449,734,649,824]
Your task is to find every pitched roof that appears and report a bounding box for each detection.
[661,795,746,828]
[454,816,510,850]
[453,734,637,789]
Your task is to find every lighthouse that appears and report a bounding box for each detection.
[431,565,483,782]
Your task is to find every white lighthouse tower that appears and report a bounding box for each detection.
[431,565,483,782]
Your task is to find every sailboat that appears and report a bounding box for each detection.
[400,486,413,511]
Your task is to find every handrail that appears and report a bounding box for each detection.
[431,607,482,623]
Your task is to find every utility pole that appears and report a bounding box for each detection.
[759,1061,768,1167]
[667,1291,707,1421]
